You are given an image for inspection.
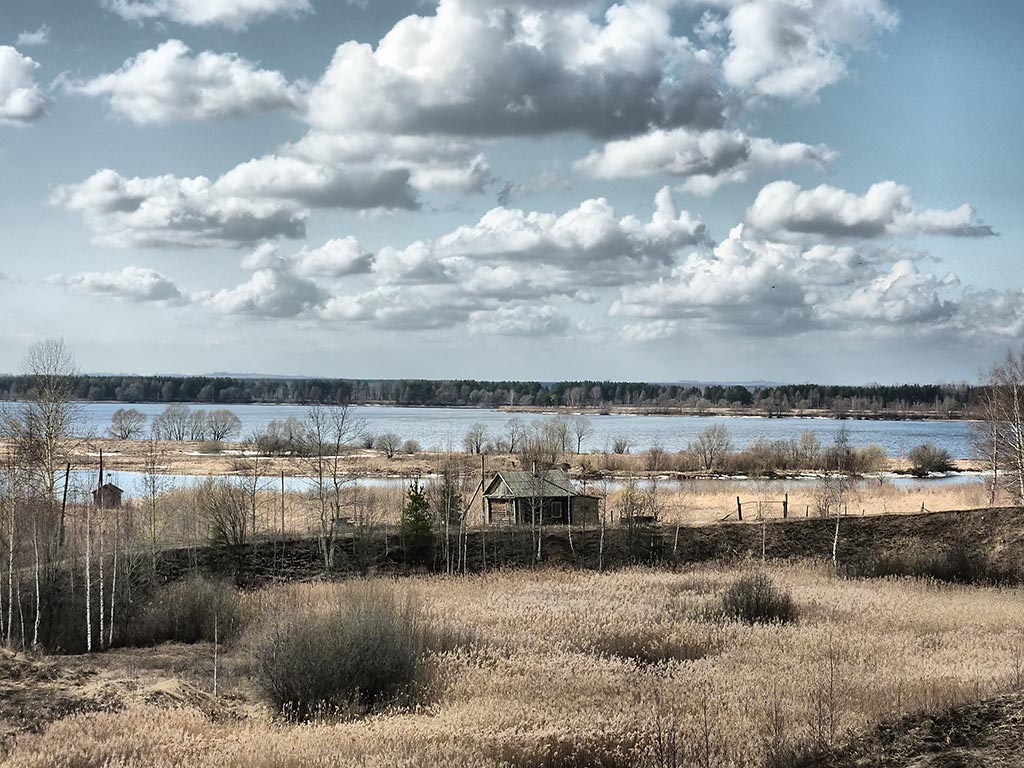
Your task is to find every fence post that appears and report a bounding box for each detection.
[737,497,743,521]
[783,494,789,519]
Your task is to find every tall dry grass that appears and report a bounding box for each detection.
[7,563,1024,767]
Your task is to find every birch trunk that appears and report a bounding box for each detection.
[32,515,40,648]
[109,508,118,648]
[7,505,15,647]
[99,517,105,649]
[85,503,92,653]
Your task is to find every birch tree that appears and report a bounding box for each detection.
[0,339,83,649]
[298,404,363,570]
[979,352,1024,504]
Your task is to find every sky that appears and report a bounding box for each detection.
[0,0,1021,384]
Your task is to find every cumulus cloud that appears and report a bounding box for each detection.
[307,0,724,139]
[207,265,325,317]
[321,285,486,330]
[0,46,48,124]
[468,305,570,336]
[215,153,418,210]
[240,238,374,277]
[825,259,959,325]
[54,148,425,247]
[709,0,899,101]
[744,180,997,242]
[288,132,490,194]
[53,168,309,248]
[48,266,185,302]
[576,127,836,193]
[292,237,373,277]
[72,40,303,123]
[612,209,1019,342]
[199,187,702,331]
[436,186,706,287]
[16,26,51,47]
[102,0,312,29]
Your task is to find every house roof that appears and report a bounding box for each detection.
[485,469,577,498]
[96,483,123,493]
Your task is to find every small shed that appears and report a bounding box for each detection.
[483,469,598,526]
[93,483,123,509]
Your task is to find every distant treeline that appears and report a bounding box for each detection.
[0,375,978,416]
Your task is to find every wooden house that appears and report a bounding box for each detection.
[93,483,123,509]
[483,469,598,526]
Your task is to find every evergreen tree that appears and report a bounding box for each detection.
[400,480,434,566]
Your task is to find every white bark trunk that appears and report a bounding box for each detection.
[85,504,92,653]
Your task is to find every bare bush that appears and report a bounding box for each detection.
[254,583,438,721]
[907,443,953,477]
[196,478,249,548]
[721,573,797,625]
[375,432,402,459]
[135,575,242,646]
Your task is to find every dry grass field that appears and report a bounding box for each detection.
[4,563,1024,767]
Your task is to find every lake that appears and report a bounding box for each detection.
[56,402,978,458]
[70,468,985,501]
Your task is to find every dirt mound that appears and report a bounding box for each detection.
[794,693,1024,767]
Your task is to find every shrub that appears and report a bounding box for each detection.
[721,573,797,625]
[846,542,1019,586]
[401,439,422,455]
[375,432,402,458]
[135,575,242,646]
[254,583,438,721]
[907,443,954,477]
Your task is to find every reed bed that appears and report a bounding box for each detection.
[7,562,1024,767]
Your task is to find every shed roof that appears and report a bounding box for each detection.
[485,469,576,499]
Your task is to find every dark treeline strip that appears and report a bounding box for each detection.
[0,375,978,416]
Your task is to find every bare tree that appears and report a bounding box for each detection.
[1,339,83,648]
[375,432,402,459]
[107,408,147,440]
[462,423,487,455]
[298,404,363,570]
[152,404,191,441]
[571,415,592,454]
[235,430,272,545]
[1,339,83,504]
[542,417,570,455]
[196,478,249,548]
[207,409,242,441]
[979,352,1024,504]
[689,424,731,472]
[971,380,1002,505]
[815,428,857,567]
[430,453,469,574]
[505,417,526,454]
[187,410,209,441]
[140,437,173,572]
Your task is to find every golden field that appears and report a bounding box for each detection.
[4,562,1024,767]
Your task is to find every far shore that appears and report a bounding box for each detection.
[1,398,977,423]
